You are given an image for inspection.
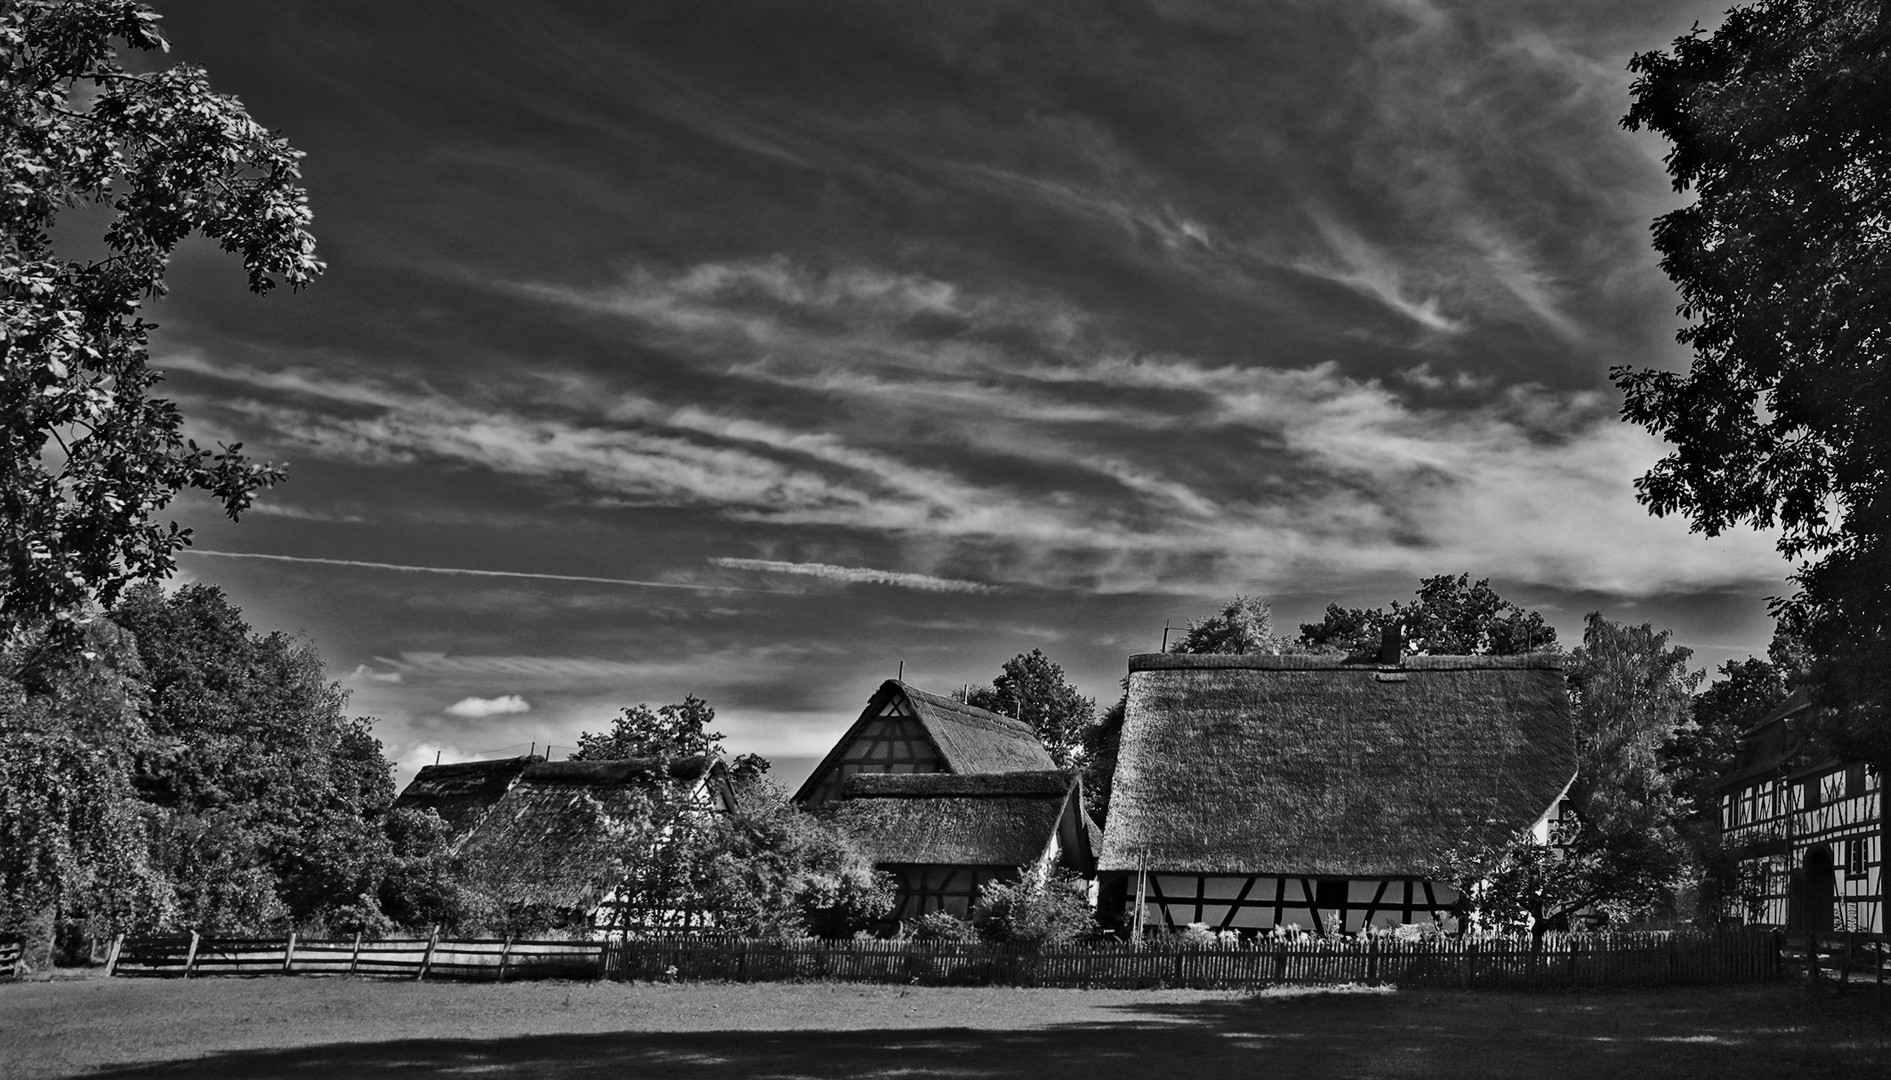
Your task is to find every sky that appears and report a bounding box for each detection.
[132,0,1784,791]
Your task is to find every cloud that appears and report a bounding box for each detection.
[181,550,748,592]
[444,694,531,718]
[345,663,403,684]
[710,557,996,594]
[171,256,1786,601]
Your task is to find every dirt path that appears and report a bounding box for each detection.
[2,978,1886,1079]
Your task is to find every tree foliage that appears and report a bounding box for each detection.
[1563,613,1704,924]
[701,782,892,938]
[111,582,396,932]
[1298,574,1557,656]
[0,618,167,964]
[0,1,321,638]
[1619,0,1891,770]
[1168,594,1285,655]
[963,649,1094,769]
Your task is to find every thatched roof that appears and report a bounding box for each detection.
[392,756,538,837]
[835,770,1095,871]
[792,680,1058,805]
[1099,652,1577,876]
[455,754,727,912]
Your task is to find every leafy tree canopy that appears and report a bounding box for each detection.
[1,1,321,639]
[1168,594,1285,655]
[963,649,1094,769]
[1619,0,1891,767]
[1298,574,1557,656]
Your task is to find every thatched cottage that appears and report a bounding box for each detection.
[1718,690,1883,933]
[1099,651,1577,935]
[794,680,1059,809]
[452,757,734,931]
[392,755,541,839]
[835,771,1098,927]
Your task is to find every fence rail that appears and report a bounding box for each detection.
[0,936,20,981]
[103,930,1789,991]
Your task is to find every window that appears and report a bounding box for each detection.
[1846,839,1868,879]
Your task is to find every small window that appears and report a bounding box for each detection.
[1315,878,1347,910]
[1847,839,1868,879]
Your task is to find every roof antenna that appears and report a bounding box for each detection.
[897,659,904,681]
[1161,620,1175,652]
[434,750,441,767]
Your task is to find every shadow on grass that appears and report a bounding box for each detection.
[80,987,1891,1080]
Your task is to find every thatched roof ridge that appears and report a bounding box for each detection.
[392,755,539,836]
[845,771,1074,799]
[895,681,1057,773]
[1127,652,1565,673]
[837,770,1092,871]
[1100,659,1576,876]
[523,755,715,785]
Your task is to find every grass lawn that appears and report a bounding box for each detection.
[1,976,1886,1079]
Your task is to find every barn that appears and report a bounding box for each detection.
[1718,689,1883,933]
[1098,651,1577,935]
[794,680,1059,809]
[453,756,734,932]
[834,771,1097,928]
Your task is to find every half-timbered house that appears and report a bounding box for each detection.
[1098,651,1577,935]
[835,771,1097,929]
[1718,690,1883,933]
[794,680,1059,810]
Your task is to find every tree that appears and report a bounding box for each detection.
[0,617,168,967]
[572,695,724,761]
[1622,0,1891,925]
[963,650,1094,769]
[1563,613,1704,925]
[1168,594,1285,655]
[704,782,892,937]
[1428,827,1601,947]
[1298,574,1557,656]
[1079,687,1126,826]
[1,1,322,639]
[111,582,396,932]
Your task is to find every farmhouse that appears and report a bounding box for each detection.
[1098,651,1577,935]
[1718,689,1883,933]
[453,756,734,931]
[794,680,1059,809]
[392,754,540,839]
[835,771,1098,928]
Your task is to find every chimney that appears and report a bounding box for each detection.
[1376,622,1403,665]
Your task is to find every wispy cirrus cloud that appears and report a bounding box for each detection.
[710,557,996,594]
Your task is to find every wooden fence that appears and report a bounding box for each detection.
[0,936,20,981]
[105,930,1787,990]
[1789,931,1891,995]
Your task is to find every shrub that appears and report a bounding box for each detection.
[970,871,1093,947]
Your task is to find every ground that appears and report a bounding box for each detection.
[0,977,1887,1079]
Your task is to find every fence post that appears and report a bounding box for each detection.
[1465,939,1477,991]
[497,934,513,983]
[595,941,611,981]
[182,931,201,979]
[281,931,297,975]
[104,934,123,978]
[1666,936,1678,986]
[348,931,363,977]
[1366,936,1379,986]
[738,939,750,983]
[417,925,439,982]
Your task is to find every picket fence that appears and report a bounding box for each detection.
[103,929,1790,991]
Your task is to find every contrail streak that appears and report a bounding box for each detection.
[183,550,750,592]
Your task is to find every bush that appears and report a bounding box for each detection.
[970,872,1092,947]
[910,910,974,941]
